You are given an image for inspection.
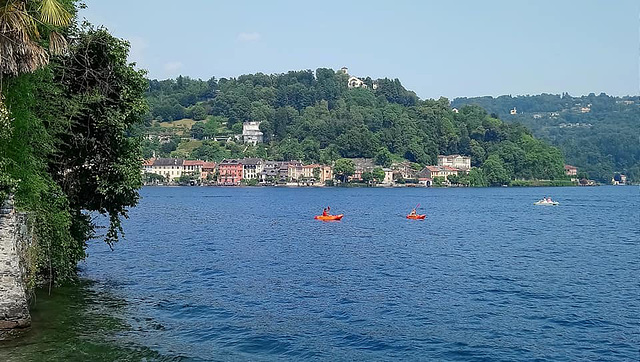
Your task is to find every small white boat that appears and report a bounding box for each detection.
[534,199,559,206]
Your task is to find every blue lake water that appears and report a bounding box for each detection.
[2,186,639,361]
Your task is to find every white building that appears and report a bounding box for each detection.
[437,155,471,172]
[242,121,263,145]
[241,158,264,180]
[348,76,367,89]
[382,168,394,185]
[149,158,185,181]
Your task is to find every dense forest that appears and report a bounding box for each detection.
[141,70,566,186]
[452,94,640,182]
[0,1,147,283]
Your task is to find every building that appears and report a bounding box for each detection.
[218,159,243,185]
[437,155,471,172]
[183,160,204,174]
[391,161,416,180]
[242,121,263,145]
[452,108,459,114]
[422,165,458,181]
[510,107,517,115]
[142,158,154,174]
[300,164,333,184]
[382,168,394,185]
[564,165,578,177]
[350,158,375,181]
[150,158,185,181]
[348,76,367,89]
[260,161,285,183]
[580,106,591,113]
[241,158,264,180]
[201,162,216,182]
[287,160,304,181]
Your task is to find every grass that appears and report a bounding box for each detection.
[177,139,203,153]
[156,118,198,136]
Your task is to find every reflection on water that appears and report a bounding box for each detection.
[0,280,168,362]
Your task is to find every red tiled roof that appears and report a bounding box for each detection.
[184,160,205,166]
[564,165,577,170]
[202,162,216,168]
[142,158,155,166]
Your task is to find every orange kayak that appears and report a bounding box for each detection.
[314,214,344,221]
[406,214,426,220]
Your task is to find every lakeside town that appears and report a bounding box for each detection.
[142,154,470,187]
[141,154,604,187]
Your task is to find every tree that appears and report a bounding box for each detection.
[0,0,72,77]
[482,155,511,186]
[375,148,393,167]
[189,104,207,121]
[372,167,385,184]
[447,174,460,185]
[191,122,205,139]
[231,122,243,134]
[333,158,355,183]
[468,168,488,187]
[361,171,373,185]
[47,27,148,244]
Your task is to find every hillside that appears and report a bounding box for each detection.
[452,94,640,182]
[138,69,567,186]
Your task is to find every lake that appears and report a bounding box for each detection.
[1,186,639,361]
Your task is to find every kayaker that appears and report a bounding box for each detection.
[409,208,417,216]
[322,206,330,216]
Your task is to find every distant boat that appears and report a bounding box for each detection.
[534,199,559,206]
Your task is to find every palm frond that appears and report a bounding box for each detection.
[47,30,66,55]
[37,0,71,27]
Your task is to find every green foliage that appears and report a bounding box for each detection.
[333,158,355,183]
[143,69,567,184]
[468,168,488,187]
[374,148,393,167]
[372,167,385,183]
[1,24,147,284]
[242,178,258,186]
[453,93,640,182]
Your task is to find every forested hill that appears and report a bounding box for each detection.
[452,94,640,182]
[141,69,567,185]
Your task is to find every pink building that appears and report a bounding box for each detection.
[218,159,243,185]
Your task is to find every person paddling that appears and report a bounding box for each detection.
[322,206,330,216]
[409,208,417,216]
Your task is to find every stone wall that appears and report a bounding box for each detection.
[0,196,32,331]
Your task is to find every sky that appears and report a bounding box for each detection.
[79,0,640,100]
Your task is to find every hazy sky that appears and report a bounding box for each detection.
[79,0,639,99]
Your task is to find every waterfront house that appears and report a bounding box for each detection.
[300,164,333,185]
[201,162,216,181]
[392,161,416,180]
[260,161,283,184]
[564,165,578,176]
[382,168,394,185]
[350,158,375,181]
[218,159,243,185]
[151,158,185,181]
[437,155,471,172]
[241,158,264,180]
[183,160,204,174]
[423,165,458,181]
[242,122,263,145]
[142,158,154,174]
[415,168,433,187]
[287,161,304,181]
